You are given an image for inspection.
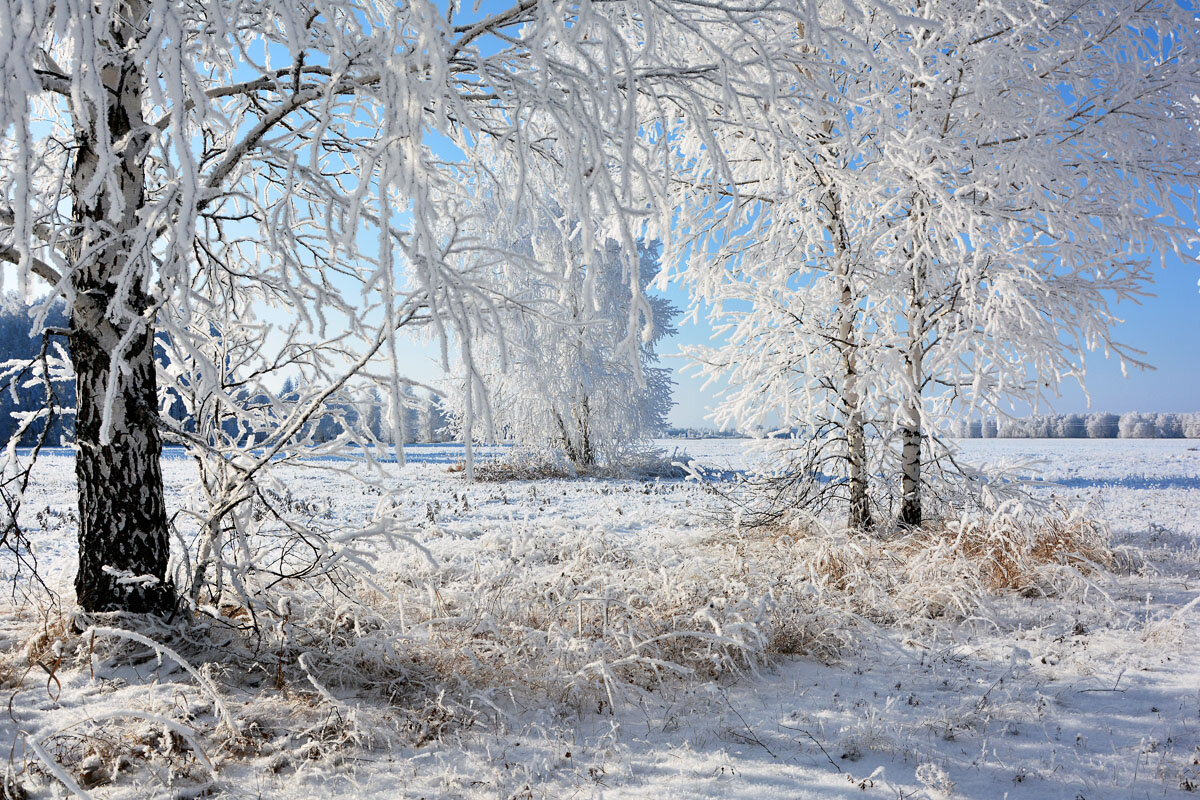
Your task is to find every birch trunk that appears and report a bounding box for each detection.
[822,177,872,532]
[835,259,872,531]
[69,0,174,613]
[898,390,923,527]
[899,250,926,528]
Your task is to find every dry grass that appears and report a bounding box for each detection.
[0,500,1117,799]
[771,502,1114,623]
[357,528,785,709]
[2,504,1111,725]
[471,458,576,482]
[918,509,1111,592]
[459,448,688,483]
[0,610,70,692]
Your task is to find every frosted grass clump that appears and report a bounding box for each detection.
[777,501,1113,624]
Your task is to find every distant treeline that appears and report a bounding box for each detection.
[1,296,452,448]
[4,300,1193,447]
[953,412,1200,439]
[279,378,452,445]
[663,427,745,439]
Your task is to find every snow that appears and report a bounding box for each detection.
[2,438,1198,799]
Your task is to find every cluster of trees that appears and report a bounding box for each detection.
[447,205,677,470]
[1,0,1196,614]
[955,414,1200,440]
[0,298,454,450]
[673,2,1199,529]
[664,428,745,440]
[282,380,451,445]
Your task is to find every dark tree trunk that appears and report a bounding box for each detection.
[899,227,927,530]
[575,395,594,469]
[846,412,872,530]
[898,423,922,527]
[68,0,175,614]
[899,297,924,529]
[823,185,872,532]
[71,323,174,613]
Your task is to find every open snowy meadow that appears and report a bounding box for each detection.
[5,2,1200,798]
[1,438,1197,800]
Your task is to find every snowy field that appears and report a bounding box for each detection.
[2,438,1199,799]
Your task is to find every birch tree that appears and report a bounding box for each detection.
[676,106,890,529]
[0,0,846,612]
[671,0,1200,528]
[870,0,1200,524]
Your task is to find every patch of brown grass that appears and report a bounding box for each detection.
[759,504,1114,623]
[909,508,1111,593]
[0,610,72,691]
[471,459,576,482]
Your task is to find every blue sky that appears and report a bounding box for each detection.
[1041,252,1200,415]
[654,250,1200,429]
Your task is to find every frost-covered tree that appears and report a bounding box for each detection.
[1119,412,1158,439]
[960,411,1200,439]
[451,198,677,468]
[995,417,1023,438]
[1156,413,1184,439]
[0,295,73,447]
[416,392,441,444]
[860,0,1196,524]
[673,18,896,529]
[1184,414,1200,439]
[1,0,853,612]
[1061,414,1087,439]
[672,0,1200,527]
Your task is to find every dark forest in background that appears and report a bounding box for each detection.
[0,297,73,446]
[1,296,451,447]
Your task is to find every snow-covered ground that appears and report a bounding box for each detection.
[2,439,1198,799]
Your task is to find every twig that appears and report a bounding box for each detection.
[780,723,841,772]
[721,693,776,758]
